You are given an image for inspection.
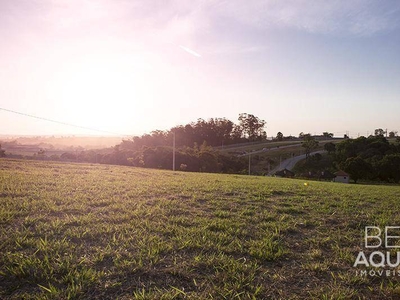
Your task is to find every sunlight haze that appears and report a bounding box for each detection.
[1,0,400,138]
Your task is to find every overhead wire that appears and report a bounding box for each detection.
[0,107,130,136]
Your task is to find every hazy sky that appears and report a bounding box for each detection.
[1,0,400,138]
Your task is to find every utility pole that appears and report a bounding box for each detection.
[173,130,176,171]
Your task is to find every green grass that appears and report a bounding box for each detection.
[1,158,400,299]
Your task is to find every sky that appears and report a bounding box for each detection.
[1,0,400,138]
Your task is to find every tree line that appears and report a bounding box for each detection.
[119,113,266,151]
[15,114,266,174]
[324,135,400,183]
[113,113,266,173]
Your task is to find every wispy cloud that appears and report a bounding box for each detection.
[4,0,400,37]
[179,45,201,57]
[3,0,400,59]
[217,0,400,36]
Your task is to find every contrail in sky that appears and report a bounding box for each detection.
[179,45,202,57]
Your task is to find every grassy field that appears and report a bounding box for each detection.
[1,159,400,299]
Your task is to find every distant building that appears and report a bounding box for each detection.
[301,171,316,179]
[334,170,350,183]
[319,170,336,181]
[275,168,295,178]
[301,170,335,181]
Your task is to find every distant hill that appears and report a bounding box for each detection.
[0,135,124,151]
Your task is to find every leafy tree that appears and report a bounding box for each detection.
[302,135,319,159]
[213,118,235,144]
[237,113,266,141]
[299,135,400,183]
[377,154,400,183]
[324,142,336,154]
[231,125,244,142]
[335,136,390,163]
[375,128,386,137]
[193,118,235,146]
[341,156,372,183]
[389,131,398,138]
[119,114,266,149]
[276,132,283,141]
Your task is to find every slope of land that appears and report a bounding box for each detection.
[219,138,343,174]
[0,136,124,156]
[267,150,327,175]
[1,159,400,299]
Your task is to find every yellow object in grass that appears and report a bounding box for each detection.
[304,183,309,186]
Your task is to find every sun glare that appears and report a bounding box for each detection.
[46,54,155,133]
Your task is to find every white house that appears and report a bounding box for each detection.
[334,170,350,183]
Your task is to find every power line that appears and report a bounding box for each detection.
[0,107,128,136]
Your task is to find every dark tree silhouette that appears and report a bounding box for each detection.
[324,142,336,154]
[237,113,266,141]
[341,156,372,183]
[276,132,283,141]
[302,135,319,159]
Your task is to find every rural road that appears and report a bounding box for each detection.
[267,150,326,175]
